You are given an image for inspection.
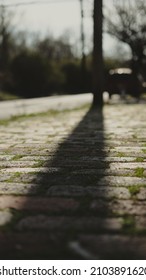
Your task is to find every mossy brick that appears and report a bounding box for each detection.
[0,155,14,161]
[1,167,60,173]
[135,216,146,230]
[90,200,146,216]
[0,101,146,259]
[0,183,39,195]
[136,188,146,200]
[0,161,41,168]
[0,174,12,182]
[99,176,146,186]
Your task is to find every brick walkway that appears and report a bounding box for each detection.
[0,100,146,259]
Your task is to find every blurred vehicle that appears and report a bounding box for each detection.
[105,68,143,99]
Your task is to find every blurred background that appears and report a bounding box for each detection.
[0,0,145,100]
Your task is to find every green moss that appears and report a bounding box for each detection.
[12,155,23,161]
[116,152,126,157]
[11,172,21,179]
[122,215,135,231]
[32,160,45,168]
[128,185,140,196]
[135,157,144,162]
[135,167,145,177]
[0,104,90,126]
[6,172,22,183]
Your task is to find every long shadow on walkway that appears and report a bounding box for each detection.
[1,106,125,259]
[28,106,108,259]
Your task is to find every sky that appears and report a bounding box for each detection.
[2,0,130,58]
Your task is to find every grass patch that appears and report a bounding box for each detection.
[0,103,90,126]
[6,172,22,183]
[135,167,145,177]
[128,185,140,196]
[32,160,45,168]
[135,157,144,162]
[12,155,23,161]
[116,152,126,157]
[0,91,19,101]
[122,215,135,231]
[132,134,137,139]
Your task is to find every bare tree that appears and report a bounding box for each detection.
[34,35,74,63]
[92,0,104,107]
[105,0,146,74]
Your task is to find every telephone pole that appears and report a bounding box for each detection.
[79,0,86,89]
[92,0,104,107]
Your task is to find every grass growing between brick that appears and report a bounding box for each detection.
[135,157,145,162]
[122,215,135,233]
[0,104,90,127]
[134,167,145,177]
[12,155,23,161]
[116,152,126,157]
[32,160,46,168]
[128,185,141,197]
[5,172,22,183]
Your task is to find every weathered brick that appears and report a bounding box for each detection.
[0,183,39,194]
[77,234,146,259]
[0,101,146,259]
[16,215,123,232]
[90,200,146,216]
[0,210,13,226]
[47,185,130,199]
[0,196,79,212]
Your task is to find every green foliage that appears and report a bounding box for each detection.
[11,51,50,98]
[9,35,93,97]
[62,62,82,93]
[1,28,129,99]
[0,24,127,99]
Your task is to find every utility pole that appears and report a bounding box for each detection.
[79,0,86,89]
[92,0,104,107]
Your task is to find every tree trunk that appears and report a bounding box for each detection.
[92,0,104,107]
